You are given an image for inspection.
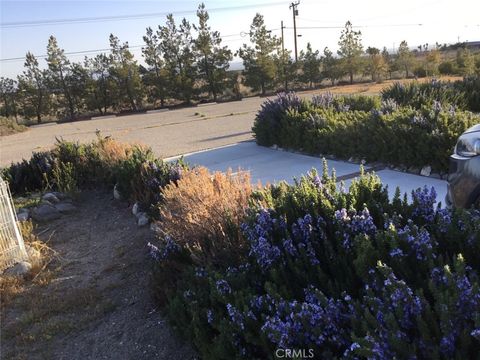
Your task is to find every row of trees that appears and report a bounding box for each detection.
[1,4,480,123]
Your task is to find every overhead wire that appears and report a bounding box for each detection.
[0,1,286,28]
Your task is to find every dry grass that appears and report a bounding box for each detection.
[2,285,116,348]
[0,220,55,308]
[0,117,27,136]
[158,167,254,266]
[298,76,463,97]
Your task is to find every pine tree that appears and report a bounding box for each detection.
[158,15,196,103]
[46,36,76,119]
[0,77,18,120]
[142,27,168,107]
[109,34,144,111]
[193,3,232,101]
[299,43,321,89]
[337,21,363,84]
[84,54,116,114]
[17,52,48,123]
[323,47,343,86]
[237,14,280,95]
[396,41,414,78]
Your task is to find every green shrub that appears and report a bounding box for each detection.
[381,79,467,110]
[438,61,455,75]
[149,167,480,359]
[2,136,186,216]
[252,92,479,173]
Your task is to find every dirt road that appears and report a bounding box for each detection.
[0,98,264,167]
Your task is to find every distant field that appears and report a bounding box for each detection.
[297,76,463,97]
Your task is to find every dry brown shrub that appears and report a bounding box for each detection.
[96,137,135,165]
[1,220,55,308]
[158,167,253,266]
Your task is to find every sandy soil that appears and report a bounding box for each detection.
[0,191,196,360]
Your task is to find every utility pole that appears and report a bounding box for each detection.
[289,1,300,61]
[281,20,287,90]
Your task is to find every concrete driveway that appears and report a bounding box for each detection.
[169,141,448,206]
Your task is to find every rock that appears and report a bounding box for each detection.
[132,202,140,216]
[40,200,53,206]
[4,261,32,276]
[430,172,442,179]
[113,184,122,200]
[31,204,61,222]
[51,191,68,200]
[348,157,355,163]
[150,222,162,234]
[270,144,278,150]
[55,202,77,214]
[42,192,60,203]
[408,167,421,175]
[16,211,30,222]
[420,165,432,177]
[137,212,149,227]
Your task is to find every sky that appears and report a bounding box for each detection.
[1,0,479,78]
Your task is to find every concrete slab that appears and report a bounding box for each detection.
[91,115,116,120]
[146,109,169,114]
[170,142,448,206]
[171,141,364,185]
[374,169,447,205]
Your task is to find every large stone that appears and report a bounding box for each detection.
[42,192,60,203]
[150,222,162,234]
[4,261,32,276]
[31,204,61,222]
[113,184,122,200]
[16,211,30,222]
[137,212,149,227]
[408,167,421,175]
[55,202,77,214]
[132,202,140,216]
[51,191,68,200]
[420,165,432,177]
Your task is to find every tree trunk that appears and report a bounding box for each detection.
[350,71,354,84]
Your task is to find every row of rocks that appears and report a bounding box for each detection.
[17,192,77,223]
[132,202,149,227]
[269,145,448,180]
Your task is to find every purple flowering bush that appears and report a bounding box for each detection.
[381,77,480,111]
[252,90,479,172]
[150,164,480,359]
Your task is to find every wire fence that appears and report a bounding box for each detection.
[0,179,27,271]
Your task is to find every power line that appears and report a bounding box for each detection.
[286,23,424,30]
[0,29,281,62]
[0,2,285,28]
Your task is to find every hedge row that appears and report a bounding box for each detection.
[253,91,479,173]
[381,77,480,112]
[150,164,480,359]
